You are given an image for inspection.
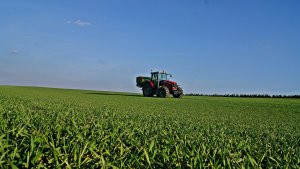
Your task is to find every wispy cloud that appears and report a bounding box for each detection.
[10,49,19,55]
[66,19,92,27]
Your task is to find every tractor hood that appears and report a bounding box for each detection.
[160,80,177,86]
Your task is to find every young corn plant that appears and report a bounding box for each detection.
[0,86,299,168]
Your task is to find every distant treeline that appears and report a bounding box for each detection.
[185,93,300,98]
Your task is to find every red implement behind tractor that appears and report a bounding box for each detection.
[136,71,183,98]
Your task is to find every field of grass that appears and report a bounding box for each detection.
[0,86,299,168]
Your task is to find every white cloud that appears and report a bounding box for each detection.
[74,20,91,26]
[66,19,92,27]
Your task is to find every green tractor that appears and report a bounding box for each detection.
[136,71,183,98]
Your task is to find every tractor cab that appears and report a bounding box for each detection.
[151,71,171,82]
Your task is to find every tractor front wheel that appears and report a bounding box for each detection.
[158,86,171,98]
[173,87,183,98]
[142,83,154,97]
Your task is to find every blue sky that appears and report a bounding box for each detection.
[1,0,299,94]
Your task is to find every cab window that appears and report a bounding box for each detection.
[160,74,167,80]
[152,74,158,80]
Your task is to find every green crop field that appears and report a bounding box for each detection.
[0,86,299,168]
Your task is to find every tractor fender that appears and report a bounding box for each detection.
[144,80,155,88]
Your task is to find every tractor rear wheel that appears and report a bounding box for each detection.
[158,86,171,98]
[142,83,154,97]
[173,87,183,98]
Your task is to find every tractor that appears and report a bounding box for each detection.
[136,71,183,98]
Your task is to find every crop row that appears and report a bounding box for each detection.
[0,86,299,168]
